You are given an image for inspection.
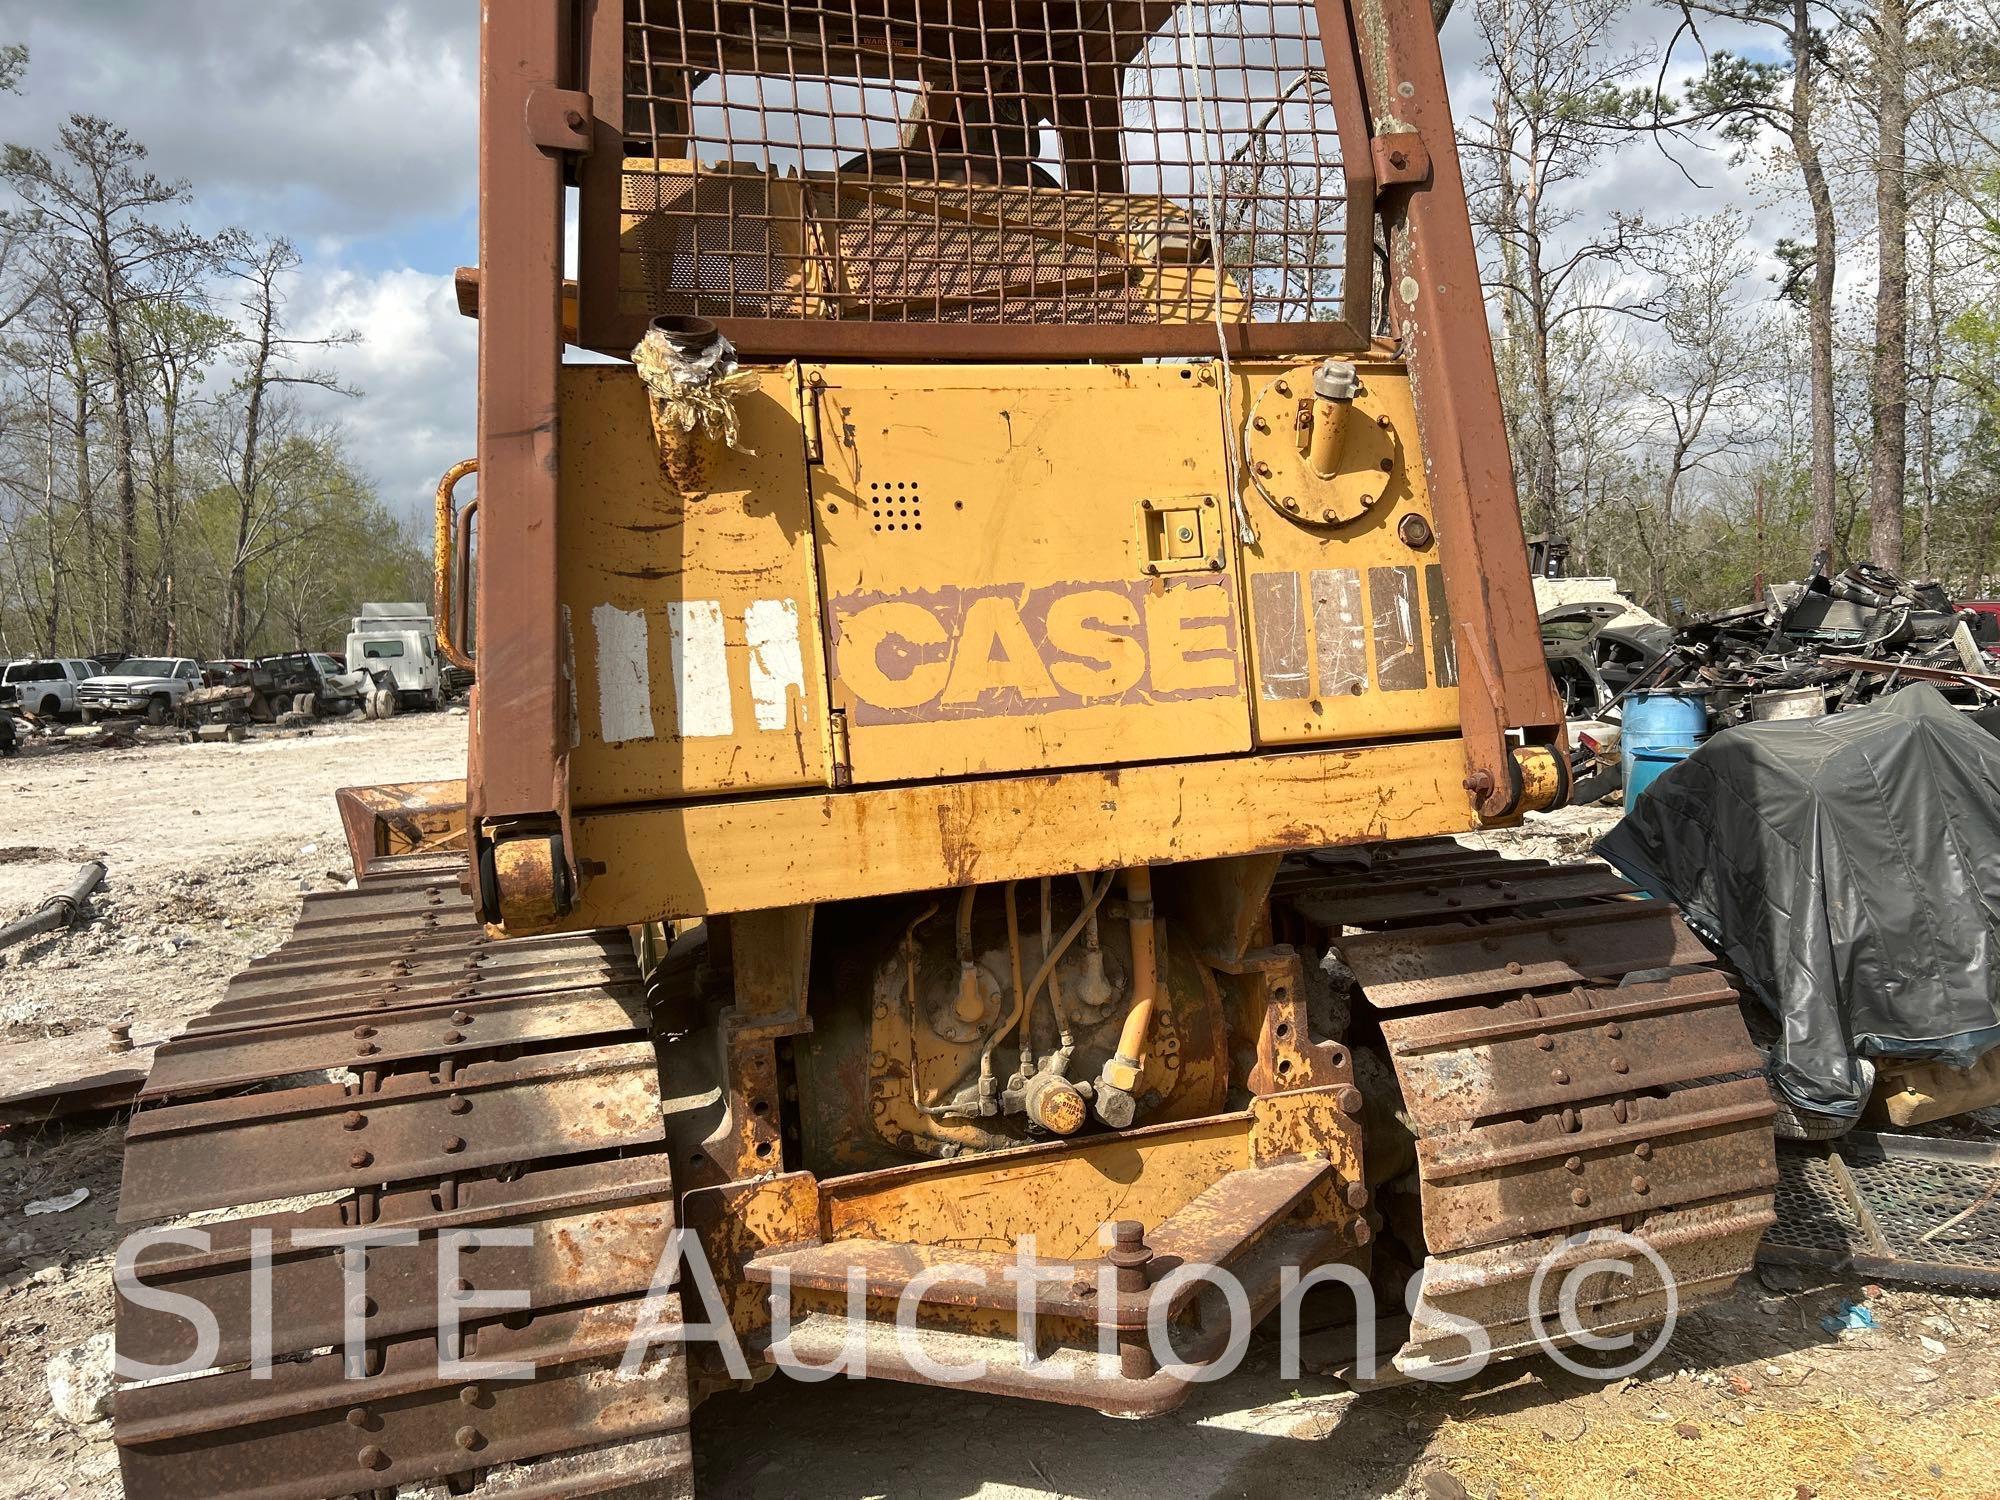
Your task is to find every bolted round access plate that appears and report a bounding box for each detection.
[925,958,1004,1044]
[1243,361,1404,529]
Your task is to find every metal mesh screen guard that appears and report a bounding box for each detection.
[612,0,1367,344]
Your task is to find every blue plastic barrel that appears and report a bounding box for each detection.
[1621,691,1707,790]
[1627,743,1697,801]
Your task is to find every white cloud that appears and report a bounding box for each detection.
[284,263,478,524]
[1,1,475,236]
[1435,2,1808,312]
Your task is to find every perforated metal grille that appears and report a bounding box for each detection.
[1766,1135,2000,1285]
[618,0,1354,331]
[1768,1147,1867,1255]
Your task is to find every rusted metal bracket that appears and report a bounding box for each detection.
[1161,853,1282,967]
[336,781,469,879]
[742,1140,1359,1412]
[721,907,815,1027]
[481,831,573,928]
[524,86,595,155]
[1371,131,1431,189]
[1206,946,1359,1101]
[746,1157,1336,1329]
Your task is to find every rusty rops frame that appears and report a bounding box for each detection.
[473,0,1552,914]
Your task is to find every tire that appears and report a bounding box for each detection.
[80,709,96,725]
[145,696,169,726]
[424,690,442,713]
[362,693,378,721]
[1770,1090,1854,1142]
[372,687,399,720]
[293,692,316,719]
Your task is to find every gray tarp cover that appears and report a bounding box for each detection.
[1596,686,2000,1117]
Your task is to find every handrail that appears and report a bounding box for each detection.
[433,459,479,672]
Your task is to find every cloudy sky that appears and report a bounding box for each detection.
[0,1,479,523]
[0,1,1766,523]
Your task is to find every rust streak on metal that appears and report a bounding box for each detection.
[120,1042,666,1221]
[1338,900,1714,1010]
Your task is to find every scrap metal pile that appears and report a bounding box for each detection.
[1639,561,2000,727]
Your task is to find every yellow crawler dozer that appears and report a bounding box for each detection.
[110,2,1776,1494]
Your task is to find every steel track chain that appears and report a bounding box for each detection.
[1277,838,1779,1373]
[112,854,693,1500]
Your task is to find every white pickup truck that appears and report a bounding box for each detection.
[0,658,97,719]
[77,657,204,724]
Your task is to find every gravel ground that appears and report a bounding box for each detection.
[1,737,1996,1500]
[0,713,470,1102]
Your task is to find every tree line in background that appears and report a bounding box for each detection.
[1461,0,2000,616]
[0,47,427,665]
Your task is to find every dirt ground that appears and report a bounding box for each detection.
[2,733,1997,1500]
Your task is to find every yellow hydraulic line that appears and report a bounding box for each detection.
[1106,866,1157,1090]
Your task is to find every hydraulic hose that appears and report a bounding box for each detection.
[1109,867,1159,1075]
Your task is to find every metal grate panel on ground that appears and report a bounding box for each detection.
[1762,1130,2000,1292]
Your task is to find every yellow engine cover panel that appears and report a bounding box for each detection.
[807,362,1253,785]
[555,356,1458,810]
[1233,360,1462,744]
[559,365,830,807]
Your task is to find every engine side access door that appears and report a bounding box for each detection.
[805,362,1253,785]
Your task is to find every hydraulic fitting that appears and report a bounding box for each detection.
[1022,1070,1088,1135]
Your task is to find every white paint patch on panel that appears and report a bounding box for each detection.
[1311,568,1367,697]
[1368,566,1425,693]
[668,599,734,739]
[1250,571,1309,701]
[745,598,807,732]
[592,602,656,745]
